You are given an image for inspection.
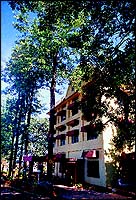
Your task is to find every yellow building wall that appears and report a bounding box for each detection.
[53,85,127,187]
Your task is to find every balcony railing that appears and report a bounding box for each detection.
[55,133,66,139]
[66,129,79,136]
[56,110,66,116]
[67,119,79,127]
[56,124,66,131]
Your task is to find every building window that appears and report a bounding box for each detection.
[87,160,100,178]
[72,132,79,143]
[61,114,66,122]
[87,130,98,140]
[53,140,56,147]
[60,138,65,146]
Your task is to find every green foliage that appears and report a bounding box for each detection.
[1,98,17,159]
[69,0,135,151]
[8,1,83,87]
[80,81,104,120]
[28,118,49,156]
[113,119,135,151]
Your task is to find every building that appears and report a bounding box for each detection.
[52,84,135,188]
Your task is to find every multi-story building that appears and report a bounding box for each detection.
[52,84,135,188]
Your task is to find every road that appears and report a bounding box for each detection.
[1,184,135,199]
[1,185,51,199]
[54,185,135,199]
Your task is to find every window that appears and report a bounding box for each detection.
[53,140,56,147]
[61,114,66,122]
[87,160,100,178]
[60,138,65,146]
[72,132,79,143]
[87,130,98,140]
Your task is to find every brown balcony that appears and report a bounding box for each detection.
[66,129,79,136]
[67,102,75,110]
[81,123,96,132]
[55,134,66,139]
[56,110,66,116]
[56,124,66,131]
[67,119,79,127]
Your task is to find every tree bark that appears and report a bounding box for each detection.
[47,54,57,182]
[12,92,24,175]
[8,130,15,177]
[23,92,33,173]
[8,97,20,178]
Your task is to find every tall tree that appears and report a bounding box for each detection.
[1,97,18,177]
[8,0,82,181]
[3,36,47,175]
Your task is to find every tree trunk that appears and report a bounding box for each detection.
[18,133,24,176]
[12,93,23,175]
[23,91,33,174]
[8,130,15,177]
[8,98,20,178]
[47,54,57,182]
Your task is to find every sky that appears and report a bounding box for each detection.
[1,1,19,95]
[1,1,67,118]
[1,1,19,63]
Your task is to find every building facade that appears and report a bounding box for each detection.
[52,84,135,188]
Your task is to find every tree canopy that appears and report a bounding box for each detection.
[28,118,48,156]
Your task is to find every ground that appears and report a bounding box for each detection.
[1,179,135,200]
